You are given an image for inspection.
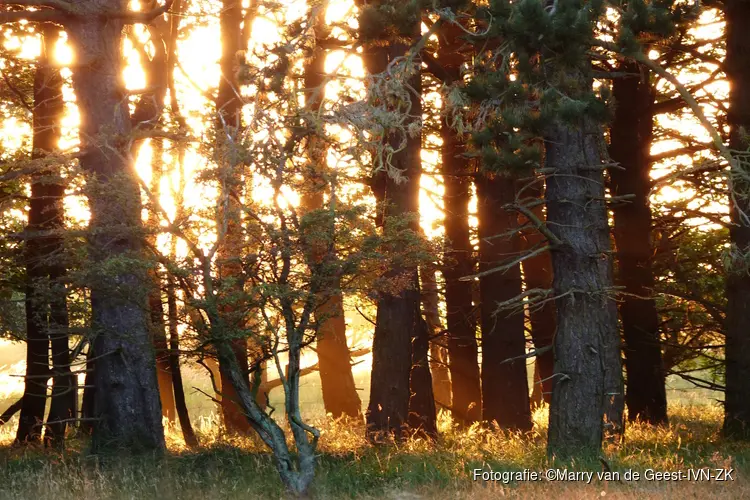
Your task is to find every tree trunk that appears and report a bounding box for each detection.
[420,266,451,409]
[518,185,555,405]
[301,9,361,420]
[439,23,481,426]
[167,276,198,448]
[17,25,66,445]
[609,61,668,426]
[67,13,165,453]
[216,0,252,436]
[545,72,623,458]
[408,315,438,438]
[476,174,531,431]
[363,19,431,439]
[724,0,750,440]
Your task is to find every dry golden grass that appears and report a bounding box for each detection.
[0,404,746,499]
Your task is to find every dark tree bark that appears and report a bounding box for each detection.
[609,61,668,426]
[439,23,482,426]
[476,174,531,431]
[301,10,362,420]
[215,0,253,436]
[17,25,69,446]
[724,0,750,440]
[518,189,555,406]
[66,9,165,453]
[545,72,623,458]
[363,13,432,439]
[408,314,438,438]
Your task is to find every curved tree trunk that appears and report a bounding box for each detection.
[421,266,451,410]
[609,61,668,426]
[476,174,531,431]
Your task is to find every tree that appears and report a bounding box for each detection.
[358,0,435,439]
[301,4,362,420]
[723,0,750,439]
[609,60,668,425]
[0,0,174,453]
[438,20,482,426]
[475,173,531,430]
[16,24,74,447]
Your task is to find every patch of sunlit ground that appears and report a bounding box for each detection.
[0,403,747,499]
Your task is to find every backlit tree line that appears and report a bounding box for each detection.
[0,0,747,495]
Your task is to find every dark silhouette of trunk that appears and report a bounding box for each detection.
[518,185,555,405]
[476,174,531,430]
[301,10,361,419]
[609,61,668,426]
[167,276,198,447]
[17,25,69,445]
[362,14,432,439]
[67,10,165,453]
[421,266,451,409]
[408,314,438,438]
[44,263,74,447]
[439,23,481,426]
[724,0,750,439]
[216,0,252,436]
[545,71,623,458]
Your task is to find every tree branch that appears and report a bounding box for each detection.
[104,0,174,24]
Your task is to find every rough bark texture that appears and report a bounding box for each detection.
[18,25,72,446]
[609,61,668,426]
[67,9,165,453]
[362,10,432,439]
[216,0,252,436]
[545,74,623,458]
[476,174,531,430]
[518,189,555,406]
[439,23,481,425]
[302,12,362,419]
[724,0,750,440]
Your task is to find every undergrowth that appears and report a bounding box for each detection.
[0,404,746,499]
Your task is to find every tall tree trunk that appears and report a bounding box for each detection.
[545,71,623,458]
[439,23,482,426]
[215,0,252,436]
[301,8,361,419]
[724,0,750,439]
[421,266,451,409]
[17,24,67,445]
[609,61,668,426]
[476,174,531,431]
[67,12,165,453]
[363,15,432,439]
[518,185,555,405]
[146,141,176,423]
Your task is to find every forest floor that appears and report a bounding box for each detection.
[0,404,747,499]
